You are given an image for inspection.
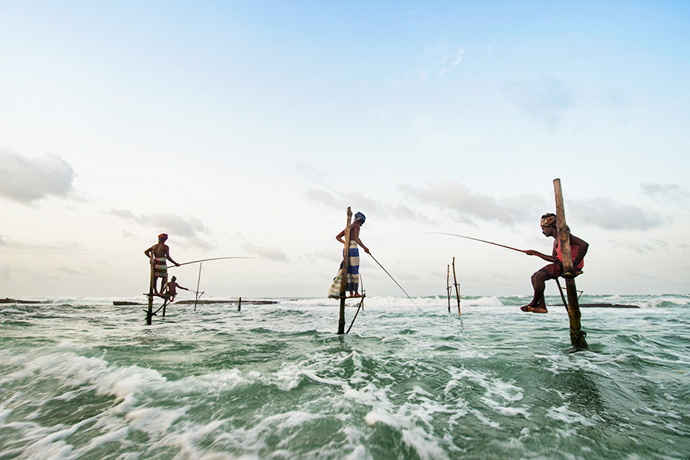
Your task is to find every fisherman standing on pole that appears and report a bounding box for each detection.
[144,233,180,295]
[521,214,589,313]
[331,212,370,298]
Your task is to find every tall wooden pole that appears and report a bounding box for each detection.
[553,179,588,350]
[452,257,461,316]
[446,264,451,313]
[338,207,353,334]
[146,255,154,325]
[193,263,202,312]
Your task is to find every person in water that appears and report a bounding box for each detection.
[164,276,190,302]
[144,233,180,295]
[521,213,589,313]
[333,211,370,298]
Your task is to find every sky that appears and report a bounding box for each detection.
[1,0,689,299]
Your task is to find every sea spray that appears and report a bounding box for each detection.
[0,295,689,458]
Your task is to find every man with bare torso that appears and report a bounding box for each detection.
[144,233,180,295]
[333,212,370,298]
[521,213,589,313]
[164,276,189,302]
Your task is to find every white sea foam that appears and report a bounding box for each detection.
[546,404,596,426]
[2,295,689,459]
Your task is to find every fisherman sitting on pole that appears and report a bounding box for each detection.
[521,213,589,314]
[165,276,190,302]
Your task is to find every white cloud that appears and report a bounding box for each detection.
[400,181,546,225]
[571,197,662,230]
[240,241,287,261]
[0,149,75,204]
[109,210,215,250]
[640,183,689,203]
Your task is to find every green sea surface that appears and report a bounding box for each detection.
[1,294,689,459]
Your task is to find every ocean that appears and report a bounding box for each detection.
[1,294,689,459]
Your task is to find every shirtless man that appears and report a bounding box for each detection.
[521,213,589,313]
[334,212,370,298]
[164,276,189,302]
[144,233,180,295]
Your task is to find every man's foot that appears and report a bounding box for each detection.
[520,304,534,312]
[522,306,548,313]
[350,293,363,298]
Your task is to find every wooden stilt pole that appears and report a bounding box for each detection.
[553,178,588,350]
[146,255,154,325]
[338,207,353,335]
[238,297,242,312]
[446,264,451,313]
[452,257,461,315]
[193,263,203,312]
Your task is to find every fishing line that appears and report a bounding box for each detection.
[367,253,417,307]
[425,232,527,254]
[170,256,259,268]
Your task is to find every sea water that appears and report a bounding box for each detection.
[1,294,689,459]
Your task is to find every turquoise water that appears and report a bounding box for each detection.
[1,294,689,459]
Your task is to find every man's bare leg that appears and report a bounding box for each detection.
[521,271,549,313]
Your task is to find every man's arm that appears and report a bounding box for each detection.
[525,249,556,263]
[164,247,180,266]
[570,234,589,266]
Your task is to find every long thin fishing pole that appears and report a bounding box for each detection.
[427,232,528,254]
[367,253,417,306]
[193,263,202,312]
[171,256,258,268]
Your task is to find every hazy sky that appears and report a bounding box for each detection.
[1,1,688,299]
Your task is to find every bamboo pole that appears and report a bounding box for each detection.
[146,255,154,325]
[446,264,451,313]
[553,178,588,350]
[338,207,353,334]
[193,263,203,312]
[238,297,242,312]
[452,257,461,315]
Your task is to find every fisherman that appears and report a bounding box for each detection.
[331,211,370,298]
[521,213,589,313]
[164,276,190,302]
[144,233,180,295]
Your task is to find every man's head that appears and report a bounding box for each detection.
[540,213,557,236]
[354,212,366,224]
[158,233,168,242]
[171,276,177,281]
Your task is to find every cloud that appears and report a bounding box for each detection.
[501,74,576,130]
[570,197,662,230]
[640,183,689,203]
[400,181,546,225]
[111,209,209,237]
[0,149,75,204]
[109,209,215,250]
[239,241,287,261]
[422,43,465,77]
[306,188,432,223]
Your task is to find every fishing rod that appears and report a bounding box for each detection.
[170,256,259,268]
[367,253,417,307]
[427,232,528,254]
